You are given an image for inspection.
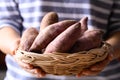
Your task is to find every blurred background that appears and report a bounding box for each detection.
[0,51,6,80]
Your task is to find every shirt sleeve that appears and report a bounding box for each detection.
[0,0,23,34]
[107,0,120,35]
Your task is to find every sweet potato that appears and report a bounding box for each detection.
[30,20,77,53]
[44,22,81,53]
[19,27,38,51]
[80,17,88,34]
[40,12,58,31]
[70,29,104,52]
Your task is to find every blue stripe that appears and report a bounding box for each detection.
[88,19,107,30]
[42,0,90,3]
[18,0,90,3]
[90,0,113,9]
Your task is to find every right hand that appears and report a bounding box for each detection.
[13,54,46,77]
[13,12,59,77]
[15,20,78,77]
[13,27,46,78]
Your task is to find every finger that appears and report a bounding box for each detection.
[81,70,100,76]
[30,20,77,53]
[77,69,101,77]
[40,12,58,31]
[25,68,45,75]
[25,67,46,78]
[19,27,38,51]
[14,55,46,77]
[80,17,88,33]
[18,62,33,69]
[45,22,81,53]
[14,57,33,69]
[34,67,46,77]
[90,54,110,71]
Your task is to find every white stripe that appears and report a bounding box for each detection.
[114,9,120,14]
[19,1,90,9]
[0,2,16,7]
[22,11,107,25]
[41,2,90,9]
[21,12,44,18]
[0,11,19,16]
[23,22,40,28]
[58,13,107,24]
[116,1,120,4]
[19,1,110,14]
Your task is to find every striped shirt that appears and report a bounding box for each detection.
[0,0,120,80]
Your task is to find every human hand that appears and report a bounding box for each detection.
[13,27,47,78]
[14,12,59,77]
[42,16,107,77]
[77,52,113,77]
[69,19,108,77]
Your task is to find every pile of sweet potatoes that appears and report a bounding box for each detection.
[19,12,103,54]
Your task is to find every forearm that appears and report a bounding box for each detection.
[106,31,120,60]
[0,27,20,55]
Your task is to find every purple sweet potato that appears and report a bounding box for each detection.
[70,29,104,52]
[44,22,81,53]
[40,12,58,31]
[19,27,38,51]
[80,17,88,34]
[29,20,77,53]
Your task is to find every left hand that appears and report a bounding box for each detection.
[69,18,112,76]
[77,53,113,77]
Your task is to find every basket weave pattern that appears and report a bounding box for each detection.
[15,42,112,75]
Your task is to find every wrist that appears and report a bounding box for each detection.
[0,27,20,55]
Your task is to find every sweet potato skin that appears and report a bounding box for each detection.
[30,20,77,53]
[40,12,58,31]
[19,27,38,51]
[44,22,81,53]
[70,29,103,52]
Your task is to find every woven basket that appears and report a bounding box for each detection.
[15,42,112,75]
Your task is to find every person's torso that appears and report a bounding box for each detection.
[17,0,113,32]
